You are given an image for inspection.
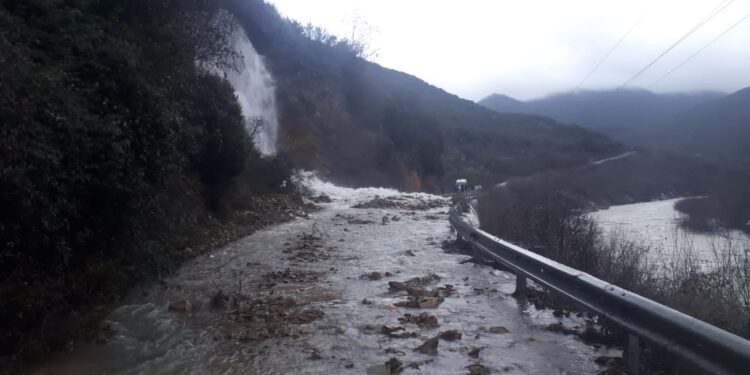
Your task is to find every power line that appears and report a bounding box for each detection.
[578,12,646,89]
[649,10,750,88]
[619,0,734,88]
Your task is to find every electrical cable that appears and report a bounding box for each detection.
[649,10,750,88]
[578,12,645,89]
[619,0,734,88]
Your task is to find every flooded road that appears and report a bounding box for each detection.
[34,177,613,374]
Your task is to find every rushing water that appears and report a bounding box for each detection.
[223,25,279,156]
[32,175,614,374]
[592,198,750,266]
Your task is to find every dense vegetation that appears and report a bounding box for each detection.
[675,169,750,233]
[227,0,626,191]
[0,0,290,361]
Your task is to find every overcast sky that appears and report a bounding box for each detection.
[267,0,749,101]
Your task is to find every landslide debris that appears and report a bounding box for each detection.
[352,196,447,211]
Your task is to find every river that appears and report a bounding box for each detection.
[592,198,750,267]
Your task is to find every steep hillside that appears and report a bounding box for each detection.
[228,0,625,191]
[644,87,750,161]
[479,89,722,140]
[0,0,295,361]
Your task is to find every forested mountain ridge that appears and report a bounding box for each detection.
[642,87,750,161]
[479,87,750,162]
[229,0,626,190]
[478,88,723,140]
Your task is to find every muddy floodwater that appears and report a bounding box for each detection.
[34,176,615,374]
[593,198,750,266]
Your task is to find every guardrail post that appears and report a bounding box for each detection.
[514,274,527,296]
[624,333,640,374]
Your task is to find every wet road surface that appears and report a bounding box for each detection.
[34,178,616,374]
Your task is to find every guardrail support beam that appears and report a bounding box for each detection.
[514,274,527,296]
[624,333,640,374]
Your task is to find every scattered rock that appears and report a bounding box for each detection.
[391,215,401,221]
[404,250,416,257]
[352,196,447,211]
[394,299,419,308]
[361,271,383,280]
[381,325,405,334]
[348,217,375,225]
[385,357,404,373]
[228,297,323,341]
[311,194,332,203]
[262,268,321,284]
[287,308,324,324]
[415,337,439,355]
[545,322,578,335]
[308,350,323,360]
[168,300,192,313]
[381,325,417,338]
[467,347,483,358]
[382,216,390,225]
[362,298,373,305]
[418,297,443,308]
[399,312,438,328]
[211,290,232,310]
[438,329,462,341]
[441,284,457,295]
[466,364,491,375]
[488,326,509,334]
[384,348,406,355]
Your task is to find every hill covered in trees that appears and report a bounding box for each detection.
[641,87,750,162]
[228,0,626,190]
[0,0,294,362]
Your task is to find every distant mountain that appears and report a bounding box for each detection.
[478,94,526,113]
[478,89,723,139]
[644,87,750,161]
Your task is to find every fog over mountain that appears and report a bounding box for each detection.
[480,87,750,162]
[479,89,724,139]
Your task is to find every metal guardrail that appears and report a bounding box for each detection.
[449,205,750,375]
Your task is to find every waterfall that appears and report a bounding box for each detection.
[223,26,279,156]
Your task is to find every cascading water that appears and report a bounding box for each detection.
[223,25,279,156]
